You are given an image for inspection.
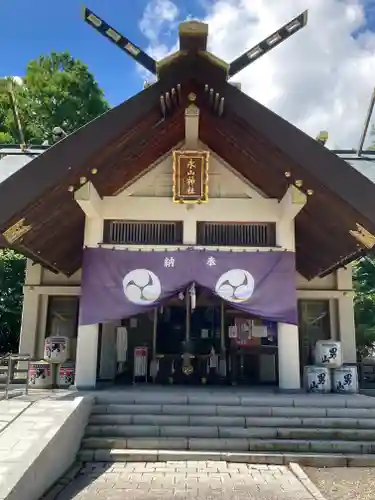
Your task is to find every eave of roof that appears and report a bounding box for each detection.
[1,55,375,278]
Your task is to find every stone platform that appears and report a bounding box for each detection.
[79,386,375,467]
[2,387,375,500]
[0,390,92,500]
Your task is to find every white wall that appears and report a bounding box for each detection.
[120,149,267,199]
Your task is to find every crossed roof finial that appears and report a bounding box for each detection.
[82,5,307,79]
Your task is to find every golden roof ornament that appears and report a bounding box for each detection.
[349,223,375,249]
[3,218,32,244]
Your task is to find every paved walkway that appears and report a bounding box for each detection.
[0,399,31,433]
[305,467,374,500]
[52,461,316,500]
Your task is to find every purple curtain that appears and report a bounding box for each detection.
[79,248,297,326]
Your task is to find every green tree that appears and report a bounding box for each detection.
[0,250,25,353]
[353,257,375,359]
[1,51,109,144]
[0,51,110,352]
[0,89,14,144]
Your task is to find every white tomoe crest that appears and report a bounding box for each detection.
[123,269,162,305]
[215,269,255,303]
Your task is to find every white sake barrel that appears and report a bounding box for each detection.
[58,362,75,388]
[28,361,52,389]
[314,340,342,368]
[304,365,331,393]
[333,365,358,394]
[44,336,69,364]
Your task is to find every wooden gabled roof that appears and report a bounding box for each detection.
[1,53,375,278]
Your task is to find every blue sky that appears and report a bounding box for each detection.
[2,0,375,148]
[0,0,205,106]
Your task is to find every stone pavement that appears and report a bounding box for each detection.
[52,461,317,500]
[0,400,31,432]
[305,467,375,500]
[0,391,91,500]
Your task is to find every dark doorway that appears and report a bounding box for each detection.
[298,299,331,373]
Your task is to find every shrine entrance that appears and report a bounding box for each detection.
[116,286,279,386]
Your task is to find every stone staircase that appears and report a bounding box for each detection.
[78,388,375,467]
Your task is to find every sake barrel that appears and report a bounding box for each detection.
[44,336,69,364]
[28,361,52,389]
[304,365,331,393]
[314,340,342,368]
[58,362,75,388]
[333,365,359,394]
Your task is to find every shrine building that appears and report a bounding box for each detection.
[2,15,375,391]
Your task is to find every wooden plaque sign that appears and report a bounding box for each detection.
[172,150,209,203]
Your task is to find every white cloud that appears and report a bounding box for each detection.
[0,76,23,87]
[139,0,179,60]
[139,0,375,149]
[12,76,23,86]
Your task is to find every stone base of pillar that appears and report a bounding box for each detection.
[276,388,303,394]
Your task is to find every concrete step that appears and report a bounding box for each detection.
[91,403,375,419]
[77,448,375,467]
[81,436,375,454]
[93,391,375,409]
[88,413,375,429]
[85,424,375,441]
[85,425,278,439]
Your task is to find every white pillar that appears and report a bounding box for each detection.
[183,212,196,244]
[18,260,42,357]
[338,297,357,363]
[276,215,301,390]
[18,290,39,357]
[337,266,357,363]
[75,324,99,389]
[74,204,104,390]
[278,323,301,390]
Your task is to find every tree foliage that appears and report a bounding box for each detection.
[353,257,375,359]
[1,51,109,144]
[0,51,110,352]
[0,251,25,353]
[0,90,14,144]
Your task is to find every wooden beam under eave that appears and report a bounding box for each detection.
[74,181,102,218]
[199,113,281,197]
[295,245,323,279]
[278,185,307,220]
[295,217,357,276]
[98,108,185,196]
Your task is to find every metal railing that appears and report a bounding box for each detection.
[0,353,31,399]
